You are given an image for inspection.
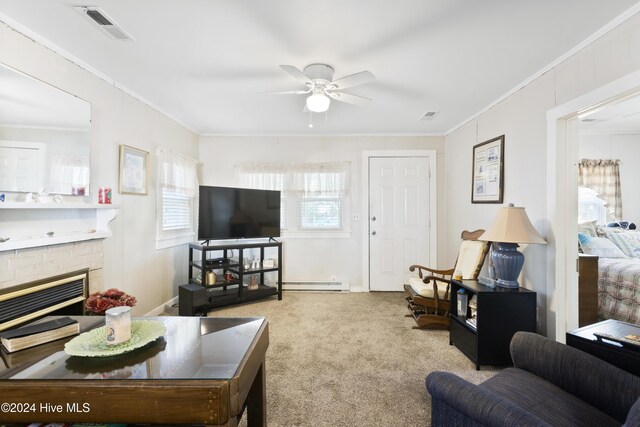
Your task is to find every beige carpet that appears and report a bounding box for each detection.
[205,292,499,427]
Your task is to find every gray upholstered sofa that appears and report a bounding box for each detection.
[426,332,640,426]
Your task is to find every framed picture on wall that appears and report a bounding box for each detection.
[119,145,149,195]
[472,135,504,203]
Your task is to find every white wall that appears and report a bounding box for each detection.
[199,136,445,289]
[580,133,640,224]
[445,11,640,337]
[0,23,199,314]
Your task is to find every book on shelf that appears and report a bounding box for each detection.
[0,316,79,353]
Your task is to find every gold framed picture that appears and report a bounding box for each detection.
[119,145,149,195]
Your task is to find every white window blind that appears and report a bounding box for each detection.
[156,149,198,248]
[161,188,192,230]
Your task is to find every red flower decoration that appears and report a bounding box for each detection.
[85,288,137,315]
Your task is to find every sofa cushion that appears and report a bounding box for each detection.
[482,368,619,427]
[408,277,448,300]
[624,397,640,427]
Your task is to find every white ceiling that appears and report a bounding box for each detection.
[0,1,638,135]
[0,63,90,130]
[580,95,640,134]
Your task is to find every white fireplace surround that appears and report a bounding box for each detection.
[0,203,118,252]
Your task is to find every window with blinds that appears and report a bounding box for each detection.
[298,197,342,230]
[156,149,198,249]
[235,161,350,235]
[161,188,192,231]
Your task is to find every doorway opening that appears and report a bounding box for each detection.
[547,69,640,341]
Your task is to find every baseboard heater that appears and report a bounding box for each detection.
[282,280,349,291]
[0,269,89,332]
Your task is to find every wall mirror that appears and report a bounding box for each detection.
[0,63,91,195]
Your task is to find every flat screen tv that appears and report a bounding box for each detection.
[198,185,281,241]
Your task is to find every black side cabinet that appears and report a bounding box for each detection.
[450,279,537,370]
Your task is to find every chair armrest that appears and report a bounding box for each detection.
[426,371,550,427]
[510,332,640,423]
[409,265,454,279]
[422,276,451,299]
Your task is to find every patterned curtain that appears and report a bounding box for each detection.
[578,159,622,222]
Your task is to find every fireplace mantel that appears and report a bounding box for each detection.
[0,203,119,252]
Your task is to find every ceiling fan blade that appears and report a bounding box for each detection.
[260,89,310,95]
[326,91,372,106]
[328,71,375,90]
[279,65,313,86]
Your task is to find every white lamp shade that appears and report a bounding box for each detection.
[480,206,546,244]
[306,92,330,113]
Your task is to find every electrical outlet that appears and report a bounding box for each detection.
[352,214,361,221]
[331,275,337,282]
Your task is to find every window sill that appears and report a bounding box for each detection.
[281,230,351,239]
[155,233,195,250]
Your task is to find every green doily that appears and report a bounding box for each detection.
[64,320,166,357]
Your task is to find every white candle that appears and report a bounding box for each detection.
[105,306,132,345]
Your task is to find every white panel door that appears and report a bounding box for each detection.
[369,157,430,291]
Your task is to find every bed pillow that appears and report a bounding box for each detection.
[606,231,640,258]
[578,220,598,237]
[578,232,627,258]
[596,225,626,237]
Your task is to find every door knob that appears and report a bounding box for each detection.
[371,216,376,221]
[371,230,377,235]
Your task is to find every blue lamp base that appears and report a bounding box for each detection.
[491,242,524,289]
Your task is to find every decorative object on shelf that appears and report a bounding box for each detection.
[472,135,504,204]
[119,144,149,195]
[206,271,216,285]
[480,204,546,288]
[64,320,165,357]
[85,288,137,315]
[46,231,54,237]
[0,237,9,243]
[53,194,64,203]
[456,288,468,317]
[248,276,258,290]
[98,186,112,204]
[24,192,34,203]
[105,306,132,345]
[0,193,4,202]
[263,259,275,268]
[37,188,51,203]
[72,186,86,196]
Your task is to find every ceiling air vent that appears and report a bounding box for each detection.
[419,111,438,121]
[74,7,134,41]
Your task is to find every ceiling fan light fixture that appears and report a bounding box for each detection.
[306,92,330,113]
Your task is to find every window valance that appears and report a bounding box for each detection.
[234,161,350,196]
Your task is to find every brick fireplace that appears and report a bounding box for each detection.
[0,240,104,292]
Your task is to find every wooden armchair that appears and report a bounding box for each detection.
[404,229,489,329]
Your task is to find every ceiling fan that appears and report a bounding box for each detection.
[267,64,375,113]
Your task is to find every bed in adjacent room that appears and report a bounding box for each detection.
[578,221,640,325]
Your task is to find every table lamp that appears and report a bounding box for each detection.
[480,204,546,288]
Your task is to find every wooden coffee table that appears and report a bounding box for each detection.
[566,319,640,376]
[0,316,268,426]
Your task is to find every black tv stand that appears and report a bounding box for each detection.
[181,240,283,316]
